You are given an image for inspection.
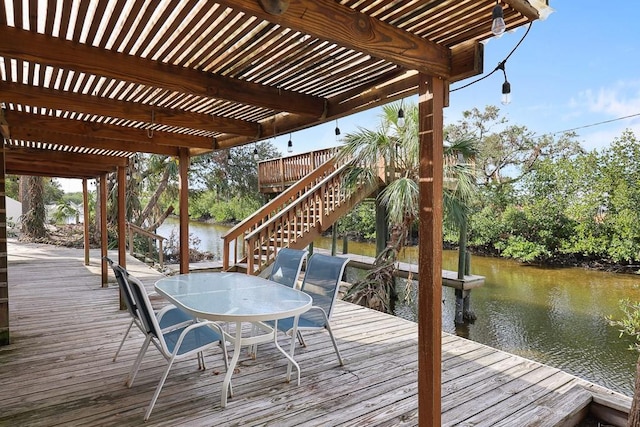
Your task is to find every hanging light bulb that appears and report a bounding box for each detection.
[497,60,511,105]
[397,107,405,128]
[335,120,341,136]
[501,80,511,105]
[491,1,506,37]
[253,145,259,160]
[227,149,232,161]
[287,134,293,153]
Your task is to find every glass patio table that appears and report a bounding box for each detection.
[154,272,312,408]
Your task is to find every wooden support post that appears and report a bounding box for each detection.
[82,179,90,266]
[99,174,108,288]
[331,223,338,256]
[375,196,388,256]
[457,219,468,280]
[417,74,445,426]
[179,148,190,274]
[117,166,126,270]
[0,140,9,345]
[342,233,348,255]
[454,289,473,325]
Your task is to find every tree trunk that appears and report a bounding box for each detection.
[146,206,174,231]
[136,164,171,227]
[19,176,30,214]
[21,176,47,239]
[629,354,640,427]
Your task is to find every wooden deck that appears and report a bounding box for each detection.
[0,240,631,426]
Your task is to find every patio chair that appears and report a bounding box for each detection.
[249,248,308,357]
[260,253,349,366]
[104,257,194,362]
[267,248,308,289]
[125,273,230,421]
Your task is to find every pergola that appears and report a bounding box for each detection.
[0,1,548,424]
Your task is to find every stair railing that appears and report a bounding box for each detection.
[236,156,383,274]
[222,152,350,270]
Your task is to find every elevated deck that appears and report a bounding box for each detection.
[0,241,630,426]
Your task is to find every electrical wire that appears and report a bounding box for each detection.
[533,112,640,138]
[451,21,533,92]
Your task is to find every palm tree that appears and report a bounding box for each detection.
[53,200,80,224]
[340,102,478,314]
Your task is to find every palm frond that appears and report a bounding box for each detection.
[379,177,419,225]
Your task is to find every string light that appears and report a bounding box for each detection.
[451,22,533,104]
[497,61,511,105]
[397,99,405,127]
[287,133,293,153]
[491,1,506,37]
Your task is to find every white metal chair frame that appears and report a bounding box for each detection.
[105,257,194,362]
[257,253,349,369]
[124,273,231,421]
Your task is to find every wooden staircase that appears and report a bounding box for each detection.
[222,148,383,275]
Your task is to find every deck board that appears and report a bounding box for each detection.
[0,240,631,426]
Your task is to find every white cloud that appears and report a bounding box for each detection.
[577,80,640,117]
[563,80,640,150]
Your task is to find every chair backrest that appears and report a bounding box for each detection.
[126,273,162,342]
[111,264,138,319]
[268,248,308,288]
[300,254,349,323]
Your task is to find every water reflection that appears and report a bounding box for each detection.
[157,218,640,396]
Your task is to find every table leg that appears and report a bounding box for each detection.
[221,322,242,408]
[272,318,302,385]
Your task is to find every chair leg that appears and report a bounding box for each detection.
[248,323,258,359]
[297,330,306,347]
[325,323,344,366]
[126,336,151,387]
[113,318,135,362]
[144,358,175,421]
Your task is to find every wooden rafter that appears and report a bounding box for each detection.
[0,27,327,118]
[4,111,215,151]
[5,147,126,178]
[0,82,261,138]
[216,0,452,78]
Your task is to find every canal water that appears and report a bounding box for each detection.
[158,218,640,397]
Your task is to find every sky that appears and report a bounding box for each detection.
[57,1,640,193]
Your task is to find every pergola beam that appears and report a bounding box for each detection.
[219,0,452,78]
[0,82,261,138]
[7,127,180,157]
[4,111,214,152]
[5,147,126,178]
[214,70,422,150]
[0,27,326,118]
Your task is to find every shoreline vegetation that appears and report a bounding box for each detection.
[20,221,640,277]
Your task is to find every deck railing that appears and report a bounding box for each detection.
[258,147,340,193]
[126,222,166,268]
